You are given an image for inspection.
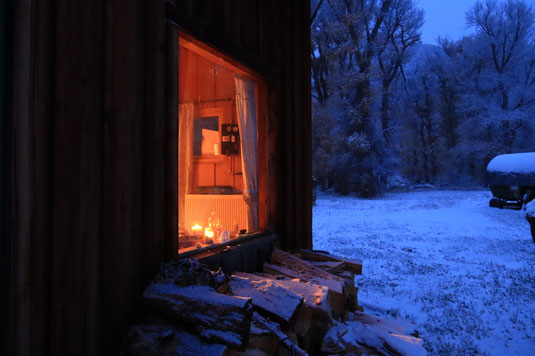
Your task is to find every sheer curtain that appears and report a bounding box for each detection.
[178,103,194,234]
[234,76,258,232]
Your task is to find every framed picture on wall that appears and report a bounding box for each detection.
[193,107,224,156]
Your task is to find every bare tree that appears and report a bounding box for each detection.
[376,0,423,142]
[467,0,535,109]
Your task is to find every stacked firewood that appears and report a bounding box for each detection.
[122,248,427,355]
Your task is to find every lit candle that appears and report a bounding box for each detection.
[204,227,214,244]
[191,224,203,237]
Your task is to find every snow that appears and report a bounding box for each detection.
[229,276,303,322]
[487,152,535,174]
[527,200,535,218]
[199,329,241,346]
[384,333,427,356]
[314,189,535,355]
[322,320,426,355]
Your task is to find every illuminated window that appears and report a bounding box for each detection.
[178,34,265,254]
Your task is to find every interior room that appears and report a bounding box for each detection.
[178,34,265,254]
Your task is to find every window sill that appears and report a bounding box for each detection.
[178,231,270,259]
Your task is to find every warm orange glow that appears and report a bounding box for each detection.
[191,224,203,237]
[204,228,214,238]
[177,34,266,254]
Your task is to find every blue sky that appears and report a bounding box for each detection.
[418,0,535,44]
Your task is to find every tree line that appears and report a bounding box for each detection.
[311,0,535,196]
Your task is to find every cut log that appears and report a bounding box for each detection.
[333,270,361,311]
[123,321,228,356]
[268,248,357,317]
[308,260,345,274]
[227,315,280,356]
[252,313,309,356]
[143,283,252,349]
[229,275,303,325]
[263,262,346,318]
[295,249,362,275]
[263,262,347,317]
[269,248,345,295]
[233,272,333,353]
[233,272,332,322]
[333,270,355,287]
[155,258,231,291]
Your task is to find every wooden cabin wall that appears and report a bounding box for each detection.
[4,0,311,355]
[173,0,313,251]
[5,0,176,355]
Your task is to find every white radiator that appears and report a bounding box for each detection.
[185,194,247,234]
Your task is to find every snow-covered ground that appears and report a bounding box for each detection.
[313,189,535,355]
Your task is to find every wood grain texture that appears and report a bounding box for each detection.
[5,0,311,354]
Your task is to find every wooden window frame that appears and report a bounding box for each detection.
[176,30,269,256]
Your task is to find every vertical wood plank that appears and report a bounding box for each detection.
[52,0,104,354]
[166,22,180,258]
[144,0,169,282]
[30,0,55,352]
[101,0,145,350]
[281,1,296,248]
[11,0,33,354]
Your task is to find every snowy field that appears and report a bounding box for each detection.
[313,189,535,355]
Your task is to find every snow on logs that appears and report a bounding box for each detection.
[265,247,358,317]
[295,248,363,275]
[229,274,304,325]
[124,251,427,355]
[232,272,333,352]
[142,283,253,348]
[233,271,332,322]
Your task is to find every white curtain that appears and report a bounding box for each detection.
[178,103,194,233]
[234,76,259,232]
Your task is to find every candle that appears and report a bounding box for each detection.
[204,227,214,244]
[191,224,203,237]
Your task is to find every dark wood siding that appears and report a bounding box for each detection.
[3,0,311,355]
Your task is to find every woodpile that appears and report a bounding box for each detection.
[122,249,426,355]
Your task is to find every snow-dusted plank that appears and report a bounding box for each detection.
[309,260,346,274]
[143,283,252,349]
[270,248,358,317]
[269,248,345,295]
[229,275,303,324]
[234,272,332,321]
[296,248,363,275]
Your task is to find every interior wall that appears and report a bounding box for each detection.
[179,45,244,192]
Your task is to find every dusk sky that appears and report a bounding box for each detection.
[418,0,535,45]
